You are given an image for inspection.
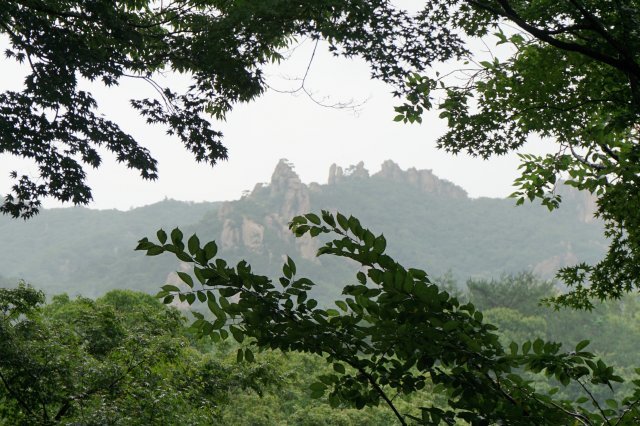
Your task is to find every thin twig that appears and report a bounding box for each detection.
[576,378,612,426]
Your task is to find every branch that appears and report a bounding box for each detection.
[528,390,593,426]
[569,144,606,171]
[615,397,640,426]
[483,372,522,409]
[465,0,640,78]
[266,39,366,112]
[0,370,36,418]
[576,378,613,426]
[353,364,407,426]
[566,0,625,53]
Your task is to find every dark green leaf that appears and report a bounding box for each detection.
[177,272,194,288]
[156,229,167,244]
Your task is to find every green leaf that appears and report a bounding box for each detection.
[576,340,590,352]
[283,263,292,279]
[219,296,231,311]
[219,287,240,297]
[309,382,327,392]
[176,252,193,262]
[230,325,244,343]
[156,229,167,244]
[177,272,194,288]
[414,282,437,302]
[305,213,321,225]
[203,241,218,261]
[245,348,255,362]
[605,399,618,409]
[194,268,205,284]
[161,284,180,292]
[135,239,154,250]
[336,213,349,230]
[533,338,544,354]
[321,210,336,227]
[236,348,244,363]
[443,321,458,331]
[333,363,346,374]
[373,235,386,253]
[287,256,296,275]
[207,293,224,318]
[171,228,183,245]
[363,230,375,247]
[187,234,200,255]
[146,246,164,256]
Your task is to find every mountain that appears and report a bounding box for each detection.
[0,199,220,297]
[188,159,606,300]
[0,160,606,301]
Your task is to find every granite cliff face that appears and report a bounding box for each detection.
[216,159,316,260]
[268,159,311,220]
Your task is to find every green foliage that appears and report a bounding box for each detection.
[467,272,556,316]
[186,167,605,304]
[0,283,446,425]
[143,211,640,425]
[216,349,428,425]
[0,284,279,425]
[391,1,640,306]
[3,0,639,307]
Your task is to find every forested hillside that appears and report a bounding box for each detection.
[0,160,605,300]
[0,200,220,296]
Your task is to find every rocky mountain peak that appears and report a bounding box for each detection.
[376,160,467,198]
[268,159,311,220]
[270,159,302,193]
[329,160,468,198]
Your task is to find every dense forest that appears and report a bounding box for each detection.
[3,275,640,425]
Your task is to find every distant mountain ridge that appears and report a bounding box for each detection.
[0,160,606,301]
[187,159,605,300]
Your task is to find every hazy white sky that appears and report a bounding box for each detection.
[1,33,556,211]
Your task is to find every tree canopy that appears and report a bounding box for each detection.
[0,284,287,424]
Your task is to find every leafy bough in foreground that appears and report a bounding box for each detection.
[137,211,640,425]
